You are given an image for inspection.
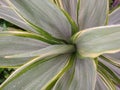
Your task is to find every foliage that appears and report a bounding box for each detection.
[0,68,13,84]
[0,0,120,90]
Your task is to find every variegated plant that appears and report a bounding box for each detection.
[0,0,120,90]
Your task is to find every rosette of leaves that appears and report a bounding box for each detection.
[0,0,120,90]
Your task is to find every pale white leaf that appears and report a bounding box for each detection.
[73,25,120,58]
[0,54,70,90]
[0,6,36,33]
[109,7,120,25]
[0,35,49,56]
[78,0,108,30]
[61,0,78,23]
[5,45,74,58]
[8,0,71,40]
[53,57,96,90]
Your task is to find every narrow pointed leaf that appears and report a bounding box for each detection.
[69,58,96,90]
[5,45,74,58]
[61,0,78,23]
[98,61,120,84]
[0,2,36,33]
[73,25,120,58]
[100,55,120,68]
[98,65,116,90]
[0,32,49,67]
[78,0,108,30]
[61,10,78,35]
[42,54,75,90]
[99,57,120,79]
[8,0,71,40]
[106,52,120,60]
[1,30,63,44]
[52,60,75,90]
[109,7,120,25]
[95,75,108,90]
[0,57,32,68]
[0,35,49,56]
[0,55,70,90]
[54,57,96,90]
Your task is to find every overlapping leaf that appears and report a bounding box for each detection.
[5,45,74,58]
[61,0,78,23]
[95,75,108,90]
[8,0,71,40]
[0,55,70,90]
[109,7,120,25]
[73,25,120,58]
[0,1,36,33]
[78,0,108,30]
[0,30,49,67]
[53,58,96,90]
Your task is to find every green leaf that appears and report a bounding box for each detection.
[53,57,97,90]
[109,7,120,25]
[0,3,36,33]
[5,45,74,58]
[78,0,108,30]
[73,25,120,58]
[0,54,70,90]
[8,0,71,40]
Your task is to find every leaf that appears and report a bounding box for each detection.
[99,57,120,79]
[0,0,9,6]
[1,30,64,44]
[109,7,120,25]
[42,54,75,90]
[73,25,120,58]
[98,65,116,90]
[60,0,78,23]
[5,45,74,58]
[52,60,75,90]
[0,32,49,67]
[98,61,120,85]
[53,57,97,90]
[0,35,49,56]
[0,3,36,33]
[8,0,71,40]
[78,0,108,30]
[0,54,70,90]
[100,55,120,68]
[0,57,33,68]
[61,10,78,35]
[95,75,108,90]
[107,52,120,60]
